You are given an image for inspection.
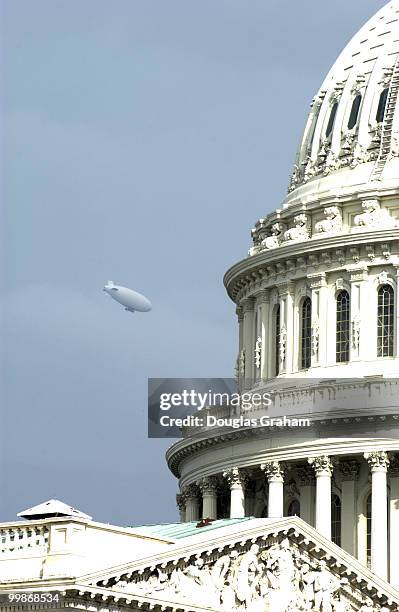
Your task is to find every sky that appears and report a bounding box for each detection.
[1,0,388,525]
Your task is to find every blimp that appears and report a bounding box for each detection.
[103,281,152,313]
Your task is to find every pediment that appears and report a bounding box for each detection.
[77,517,399,612]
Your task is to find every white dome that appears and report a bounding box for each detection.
[285,0,399,207]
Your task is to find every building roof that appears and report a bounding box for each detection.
[285,0,399,203]
[128,517,253,540]
[18,499,92,520]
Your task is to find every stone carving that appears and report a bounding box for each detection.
[255,336,262,369]
[339,461,360,482]
[350,143,368,168]
[197,476,218,495]
[364,450,390,471]
[261,222,286,250]
[351,315,360,350]
[353,199,396,229]
[238,349,246,378]
[312,317,320,357]
[283,214,310,243]
[119,538,358,612]
[289,164,300,192]
[176,492,186,511]
[279,324,287,366]
[315,206,343,234]
[261,461,285,482]
[308,455,333,476]
[223,467,249,490]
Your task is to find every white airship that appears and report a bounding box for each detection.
[103,281,152,313]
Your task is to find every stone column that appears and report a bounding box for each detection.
[309,456,333,539]
[259,290,270,380]
[364,451,389,580]
[308,272,327,367]
[277,283,294,374]
[197,476,218,520]
[297,465,315,526]
[176,492,187,523]
[184,484,200,522]
[339,460,359,556]
[390,455,399,588]
[223,467,247,518]
[261,461,285,518]
[242,298,255,387]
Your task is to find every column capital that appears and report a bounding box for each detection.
[389,454,399,477]
[308,455,333,476]
[364,450,390,472]
[241,298,255,314]
[176,492,186,511]
[339,460,360,482]
[196,476,218,495]
[276,281,295,297]
[307,271,327,288]
[183,483,201,499]
[261,460,285,483]
[236,305,244,323]
[297,465,316,486]
[223,467,249,489]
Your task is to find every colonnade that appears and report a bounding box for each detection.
[176,451,399,585]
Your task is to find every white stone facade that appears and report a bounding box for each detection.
[167,0,399,599]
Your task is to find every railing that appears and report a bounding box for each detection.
[0,525,49,554]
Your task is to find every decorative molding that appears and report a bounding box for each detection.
[223,467,249,490]
[261,461,285,483]
[364,450,390,472]
[339,460,360,482]
[308,455,333,476]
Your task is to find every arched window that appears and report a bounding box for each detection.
[377,285,394,357]
[287,499,300,517]
[301,297,312,369]
[376,88,389,123]
[275,305,281,376]
[348,94,362,130]
[331,494,342,546]
[325,102,338,138]
[366,493,372,568]
[336,290,350,362]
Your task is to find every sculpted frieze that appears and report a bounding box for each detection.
[114,537,385,611]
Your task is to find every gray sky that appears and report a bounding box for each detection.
[1,0,387,525]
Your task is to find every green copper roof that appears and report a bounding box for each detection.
[128,517,253,540]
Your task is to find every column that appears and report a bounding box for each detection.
[339,460,359,556]
[390,455,399,588]
[176,492,186,523]
[197,476,218,520]
[184,484,200,522]
[364,451,389,580]
[242,298,255,387]
[309,456,333,539]
[277,283,294,374]
[259,290,270,380]
[223,467,247,518]
[261,461,285,518]
[394,266,399,357]
[308,272,328,367]
[297,465,315,526]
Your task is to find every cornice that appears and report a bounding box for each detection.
[223,229,399,302]
[166,413,399,479]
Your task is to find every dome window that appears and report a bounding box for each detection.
[300,297,312,369]
[347,94,362,130]
[377,284,394,357]
[376,87,389,123]
[274,305,281,376]
[336,290,350,362]
[325,102,338,138]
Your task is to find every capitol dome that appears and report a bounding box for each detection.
[168,1,399,592]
